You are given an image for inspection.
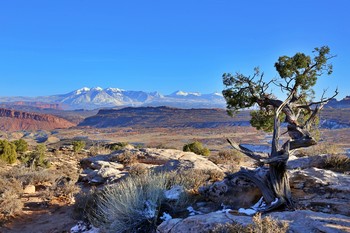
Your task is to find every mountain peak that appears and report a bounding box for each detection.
[170,90,201,97]
[75,87,91,95]
[91,87,103,91]
[106,87,124,92]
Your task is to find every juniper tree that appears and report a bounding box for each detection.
[222,46,338,212]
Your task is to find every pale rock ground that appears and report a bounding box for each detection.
[157,210,350,233]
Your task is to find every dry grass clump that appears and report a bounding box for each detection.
[128,163,149,177]
[6,167,58,186]
[80,168,223,232]
[169,169,225,193]
[114,151,138,165]
[89,143,111,156]
[0,176,23,220]
[209,150,244,165]
[296,143,344,157]
[320,154,350,173]
[210,213,289,233]
[87,172,169,233]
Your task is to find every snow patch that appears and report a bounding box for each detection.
[70,221,100,233]
[106,87,124,92]
[187,206,203,216]
[75,87,91,95]
[238,208,257,215]
[138,200,157,219]
[238,197,271,216]
[91,87,103,91]
[160,212,173,222]
[164,185,183,200]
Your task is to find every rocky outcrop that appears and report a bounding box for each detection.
[79,148,222,184]
[3,101,63,110]
[157,210,350,233]
[0,108,75,131]
[289,167,350,216]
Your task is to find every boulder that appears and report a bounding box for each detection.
[157,210,252,233]
[46,136,60,144]
[289,167,350,215]
[80,148,222,185]
[138,148,221,171]
[23,184,36,194]
[157,210,350,233]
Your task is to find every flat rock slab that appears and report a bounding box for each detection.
[157,210,350,233]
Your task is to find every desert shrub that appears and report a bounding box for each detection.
[0,176,23,219]
[51,177,80,203]
[20,144,50,168]
[114,151,138,165]
[73,188,99,220]
[108,142,129,151]
[72,140,86,153]
[6,167,58,186]
[87,172,169,233]
[209,150,244,165]
[211,213,289,233]
[169,169,224,193]
[13,139,28,154]
[89,143,111,156]
[320,154,350,173]
[0,140,17,164]
[183,141,210,156]
[128,163,149,177]
[296,143,343,157]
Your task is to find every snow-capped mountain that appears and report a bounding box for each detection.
[0,87,226,110]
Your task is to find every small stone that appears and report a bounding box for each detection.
[23,184,36,194]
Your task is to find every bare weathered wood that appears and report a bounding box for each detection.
[227,138,267,162]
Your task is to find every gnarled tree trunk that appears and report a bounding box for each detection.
[227,92,321,212]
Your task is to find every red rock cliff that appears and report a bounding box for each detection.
[0,108,75,131]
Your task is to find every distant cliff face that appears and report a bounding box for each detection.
[10,101,64,110]
[0,108,75,131]
[78,106,250,128]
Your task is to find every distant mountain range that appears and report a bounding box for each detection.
[0,87,226,110]
[0,87,349,111]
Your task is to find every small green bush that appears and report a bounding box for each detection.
[0,140,17,164]
[20,144,50,168]
[72,140,86,153]
[108,142,129,151]
[183,141,210,156]
[13,139,28,154]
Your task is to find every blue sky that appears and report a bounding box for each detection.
[0,0,349,99]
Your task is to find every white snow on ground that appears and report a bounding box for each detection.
[160,212,173,222]
[164,185,183,200]
[238,208,257,215]
[140,200,157,219]
[70,221,100,233]
[238,197,278,216]
[187,206,203,216]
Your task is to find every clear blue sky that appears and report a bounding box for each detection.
[0,0,349,99]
